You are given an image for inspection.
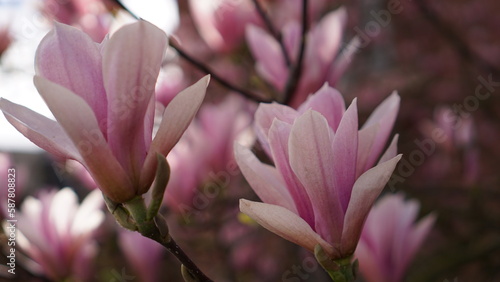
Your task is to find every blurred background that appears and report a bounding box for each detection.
[0,0,499,281]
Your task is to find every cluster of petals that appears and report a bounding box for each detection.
[14,188,104,281]
[0,21,209,203]
[164,95,253,212]
[41,0,113,41]
[236,84,401,259]
[189,0,261,52]
[246,8,354,107]
[355,194,436,282]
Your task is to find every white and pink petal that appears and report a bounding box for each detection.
[289,110,343,244]
[341,154,402,255]
[35,23,107,130]
[234,143,296,213]
[102,20,168,179]
[240,200,334,255]
[0,98,81,160]
[141,75,209,192]
[34,76,134,203]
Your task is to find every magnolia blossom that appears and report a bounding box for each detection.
[246,8,353,107]
[0,21,209,203]
[155,64,188,106]
[419,107,479,183]
[420,107,474,152]
[355,194,436,282]
[189,0,261,52]
[164,95,253,212]
[14,188,104,281]
[237,84,401,259]
[41,0,113,41]
[119,229,165,282]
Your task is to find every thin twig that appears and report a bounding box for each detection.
[123,197,213,282]
[283,0,308,105]
[252,0,292,65]
[162,238,212,282]
[113,0,271,103]
[169,41,271,103]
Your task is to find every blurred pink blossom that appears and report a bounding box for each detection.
[419,106,479,183]
[41,0,113,41]
[355,193,436,282]
[237,84,401,259]
[118,229,164,282]
[189,0,261,52]
[164,95,253,212]
[155,64,189,106]
[420,106,474,152]
[219,212,283,278]
[14,188,104,281]
[246,8,353,107]
[0,21,209,203]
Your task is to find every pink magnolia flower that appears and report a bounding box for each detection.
[355,194,436,282]
[118,229,165,282]
[164,95,253,213]
[155,64,189,106]
[419,107,479,184]
[14,188,104,281]
[420,106,474,153]
[0,21,209,203]
[246,8,353,107]
[189,0,261,52]
[236,84,401,259]
[42,0,113,41]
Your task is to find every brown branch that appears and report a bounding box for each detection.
[283,0,308,105]
[252,0,292,65]
[113,0,272,103]
[169,41,272,103]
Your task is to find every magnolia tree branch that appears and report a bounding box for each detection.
[143,221,213,282]
[104,155,213,282]
[113,0,271,103]
[252,0,292,65]
[283,0,308,105]
[119,197,213,282]
[168,40,272,103]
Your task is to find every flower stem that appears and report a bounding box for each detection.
[314,245,357,282]
[123,197,213,282]
[325,257,357,282]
